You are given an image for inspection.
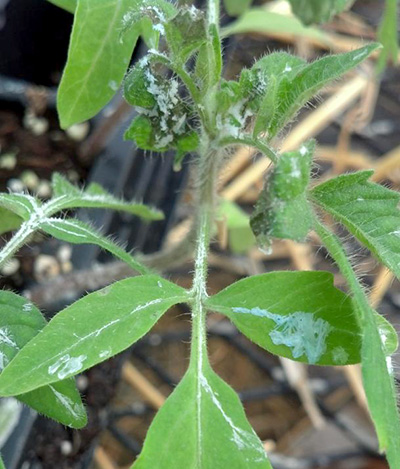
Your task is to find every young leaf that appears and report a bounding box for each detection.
[50,173,163,220]
[205,271,397,366]
[0,453,4,469]
[0,291,87,428]
[0,208,22,235]
[40,218,151,275]
[47,0,77,13]
[287,0,355,25]
[134,363,271,468]
[266,43,379,138]
[250,141,314,248]
[57,0,139,128]
[311,171,400,278]
[223,0,253,17]
[0,276,188,396]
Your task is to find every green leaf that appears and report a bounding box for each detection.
[47,0,77,13]
[266,43,379,138]
[57,0,139,128]
[287,0,355,25]
[0,194,40,220]
[311,171,400,278]
[0,276,188,396]
[250,141,314,248]
[0,453,5,469]
[0,291,86,428]
[164,6,207,63]
[206,271,397,365]
[224,0,253,17]
[377,0,399,72]
[313,220,400,467]
[134,363,271,468]
[0,208,22,235]
[222,9,329,43]
[50,173,163,220]
[362,311,400,466]
[218,200,255,254]
[40,218,151,275]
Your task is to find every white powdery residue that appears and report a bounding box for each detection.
[45,219,87,239]
[332,346,349,365]
[353,51,366,61]
[284,63,292,73]
[0,327,18,349]
[188,5,199,19]
[48,354,87,380]
[152,23,165,34]
[129,298,163,317]
[49,385,84,420]
[108,80,118,91]
[299,145,308,156]
[200,375,267,457]
[233,307,332,364]
[0,351,9,371]
[386,356,394,375]
[390,230,400,238]
[99,348,112,359]
[157,281,163,288]
[23,302,33,312]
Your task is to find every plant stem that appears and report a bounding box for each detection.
[207,0,220,29]
[0,222,35,269]
[220,136,278,163]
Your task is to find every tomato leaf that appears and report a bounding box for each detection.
[311,171,400,278]
[0,291,86,428]
[206,271,397,365]
[0,276,188,396]
[134,363,272,468]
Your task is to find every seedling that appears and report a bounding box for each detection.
[0,1,399,467]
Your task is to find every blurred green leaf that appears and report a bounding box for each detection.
[218,200,255,254]
[377,0,399,72]
[223,0,253,17]
[47,0,76,13]
[287,0,355,25]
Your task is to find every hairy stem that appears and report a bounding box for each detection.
[207,0,220,28]
[313,217,369,324]
[0,223,35,269]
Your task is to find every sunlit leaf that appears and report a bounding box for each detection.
[0,276,188,396]
[0,194,40,220]
[311,171,400,278]
[206,271,397,365]
[57,0,139,128]
[222,9,329,43]
[223,0,252,17]
[0,291,86,428]
[134,363,272,468]
[287,0,355,25]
